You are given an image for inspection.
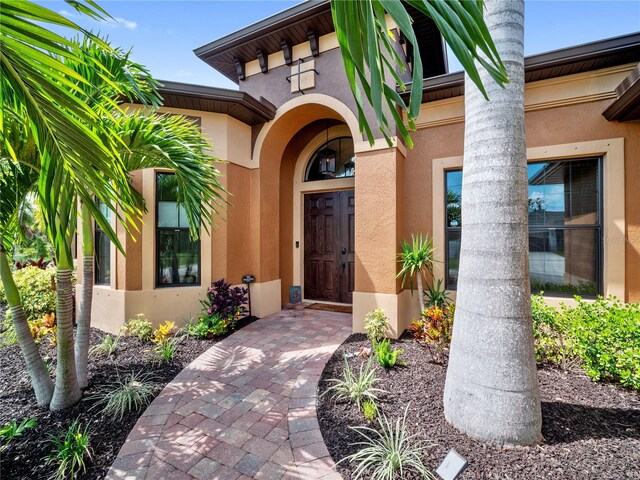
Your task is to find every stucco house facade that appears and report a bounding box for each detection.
[85,1,640,336]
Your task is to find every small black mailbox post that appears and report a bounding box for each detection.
[242,275,255,317]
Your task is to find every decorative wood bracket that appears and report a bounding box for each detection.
[256,49,268,73]
[234,57,245,81]
[307,29,319,57]
[281,39,293,65]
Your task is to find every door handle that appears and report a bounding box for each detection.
[342,262,346,271]
[341,247,347,255]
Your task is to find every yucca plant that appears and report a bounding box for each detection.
[47,419,92,480]
[87,370,156,420]
[323,357,385,409]
[424,279,451,308]
[397,234,436,313]
[341,406,434,479]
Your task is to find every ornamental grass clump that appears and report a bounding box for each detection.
[87,370,156,420]
[154,337,179,364]
[323,357,385,409]
[89,333,121,358]
[341,406,434,480]
[47,419,92,480]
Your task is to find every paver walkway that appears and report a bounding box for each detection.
[107,309,351,480]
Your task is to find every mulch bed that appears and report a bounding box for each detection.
[0,314,256,480]
[317,333,640,480]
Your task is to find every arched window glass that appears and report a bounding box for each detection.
[304,136,355,182]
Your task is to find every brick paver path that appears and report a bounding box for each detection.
[107,309,351,480]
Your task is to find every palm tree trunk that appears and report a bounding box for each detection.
[75,205,93,389]
[50,267,82,411]
[443,0,542,445]
[416,272,425,312]
[0,248,54,406]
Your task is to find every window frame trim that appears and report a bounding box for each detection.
[154,171,202,289]
[443,157,604,297]
[433,139,626,304]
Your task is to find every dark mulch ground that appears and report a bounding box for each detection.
[318,333,640,480]
[0,314,256,480]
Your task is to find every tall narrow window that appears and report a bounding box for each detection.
[94,202,111,285]
[445,157,602,296]
[156,172,200,287]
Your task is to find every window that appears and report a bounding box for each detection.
[94,202,111,285]
[445,157,602,296]
[156,172,200,287]
[304,136,355,181]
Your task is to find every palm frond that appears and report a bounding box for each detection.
[111,111,227,237]
[331,0,508,147]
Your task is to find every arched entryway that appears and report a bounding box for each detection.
[295,126,355,304]
[251,95,360,308]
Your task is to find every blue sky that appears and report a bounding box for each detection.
[38,1,640,89]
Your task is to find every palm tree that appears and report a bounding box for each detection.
[2,1,225,409]
[0,158,54,407]
[397,234,436,312]
[75,109,225,389]
[443,0,542,445]
[332,0,542,444]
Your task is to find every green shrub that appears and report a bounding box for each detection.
[187,318,211,339]
[532,294,640,390]
[531,293,573,365]
[0,311,18,346]
[364,309,390,343]
[0,266,58,321]
[323,357,385,409]
[373,339,406,368]
[47,420,92,480]
[340,405,434,480]
[87,371,156,420]
[121,314,153,342]
[568,296,640,390]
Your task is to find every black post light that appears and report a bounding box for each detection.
[242,274,255,318]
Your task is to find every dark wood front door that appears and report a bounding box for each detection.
[304,190,355,304]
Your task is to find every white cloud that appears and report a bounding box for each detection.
[59,9,137,30]
[109,17,137,30]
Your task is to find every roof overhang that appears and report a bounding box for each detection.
[401,32,640,103]
[195,0,334,83]
[602,63,640,121]
[154,81,276,126]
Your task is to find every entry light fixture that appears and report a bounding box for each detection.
[318,122,336,176]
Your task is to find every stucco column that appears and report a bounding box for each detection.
[353,145,416,337]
